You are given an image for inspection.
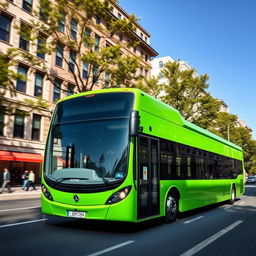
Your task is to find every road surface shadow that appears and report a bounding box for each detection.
[45,215,166,233]
[44,200,234,233]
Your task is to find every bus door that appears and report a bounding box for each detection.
[138,135,160,219]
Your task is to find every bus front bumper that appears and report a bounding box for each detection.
[41,193,136,222]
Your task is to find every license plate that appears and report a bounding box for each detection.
[67,211,86,218]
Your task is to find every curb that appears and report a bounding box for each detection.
[0,187,41,201]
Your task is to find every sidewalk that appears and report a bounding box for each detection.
[0,186,41,201]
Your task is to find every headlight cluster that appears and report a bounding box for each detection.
[105,186,132,205]
[41,184,54,201]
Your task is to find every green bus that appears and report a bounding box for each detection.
[41,88,244,223]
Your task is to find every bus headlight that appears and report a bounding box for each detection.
[105,186,132,205]
[41,184,54,201]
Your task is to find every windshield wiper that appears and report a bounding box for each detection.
[100,176,110,184]
[56,177,89,183]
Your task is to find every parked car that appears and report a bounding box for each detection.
[246,176,256,183]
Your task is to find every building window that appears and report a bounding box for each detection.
[37,34,46,59]
[67,84,74,96]
[16,65,28,93]
[145,54,148,62]
[58,12,65,33]
[84,29,91,47]
[22,0,33,13]
[159,61,163,68]
[145,69,148,79]
[93,66,99,84]
[68,50,76,73]
[96,16,101,24]
[119,34,123,42]
[70,19,77,40]
[94,35,100,51]
[39,0,48,21]
[82,62,88,79]
[13,115,24,138]
[53,79,61,102]
[34,72,43,97]
[19,23,31,51]
[105,72,110,87]
[0,13,12,43]
[55,43,63,67]
[159,72,163,79]
[140,68,143,76]
[32,114,41,140]
[133,47,136,54]
[118,13,122,19]
[140,32,143,39]
[0,114,4,136]
[145,36,148,43]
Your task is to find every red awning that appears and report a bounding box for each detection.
[0,150,43,163]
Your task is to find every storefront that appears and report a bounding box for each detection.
[0,150,43,185]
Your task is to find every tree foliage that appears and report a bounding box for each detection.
[134,76,163,99]
[209,112,256,174]
[159,61,221,129]
[12,0,142,93]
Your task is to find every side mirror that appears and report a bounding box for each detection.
[129,110,140,137]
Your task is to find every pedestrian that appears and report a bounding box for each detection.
[26,170,37,191]
[22,170,29,190]
[0,168,12,193]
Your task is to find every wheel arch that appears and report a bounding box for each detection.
[231,182,236,194]
[165,186,181,210]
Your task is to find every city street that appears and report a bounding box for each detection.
[0,185,256,256]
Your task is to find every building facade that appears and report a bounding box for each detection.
[0,0,157,185]
[151,56,194,80]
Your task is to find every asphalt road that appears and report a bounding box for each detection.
[0,185,256,256]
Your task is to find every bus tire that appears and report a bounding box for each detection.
[164,192,178,223]
[229,185,236,204]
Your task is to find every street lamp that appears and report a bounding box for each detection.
[227,121,237,141]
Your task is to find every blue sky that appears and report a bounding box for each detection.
[120,0,256,138]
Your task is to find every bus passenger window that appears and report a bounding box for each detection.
[176,156,181,178]
[187,157,191,178]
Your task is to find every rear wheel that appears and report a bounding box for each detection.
[164,193,178,223]
[229,186,236,204]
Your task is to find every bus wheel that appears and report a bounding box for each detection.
[229,186,236,204]
[164,193,178,223]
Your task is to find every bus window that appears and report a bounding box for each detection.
[187,157,191,178]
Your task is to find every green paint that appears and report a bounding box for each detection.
[42,88,244,223]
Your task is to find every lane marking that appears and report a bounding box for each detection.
[184,216,204,224]
[239,201,245,205]
[0,218,47,228]
[87,240,135,256]
[180,220,243,256]
[224,205,232,209]
[0,206,40,212]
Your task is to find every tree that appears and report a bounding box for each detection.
[11,0,142,94]
[134,76,163,99]
[208,112,238,140]
[159,61,221,129]
[209,112,256,174]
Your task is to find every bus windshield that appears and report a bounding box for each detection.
[44,93,134,186]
